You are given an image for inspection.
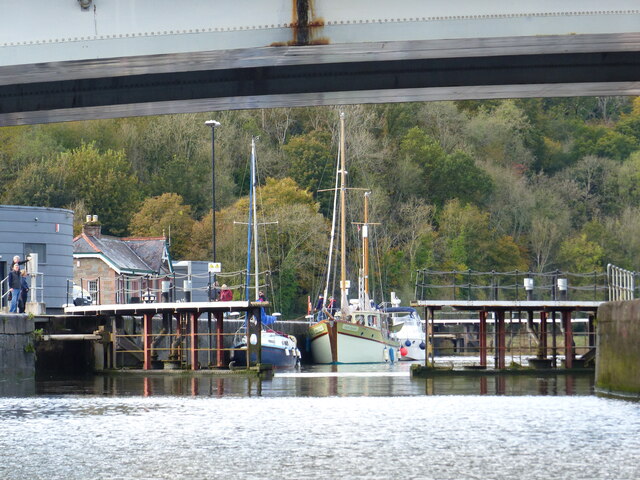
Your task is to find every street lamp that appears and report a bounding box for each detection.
[205,119,220,367]
[205,120,221,266]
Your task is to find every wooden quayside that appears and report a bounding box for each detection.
[411,299,601,371]
[64,300,270,373]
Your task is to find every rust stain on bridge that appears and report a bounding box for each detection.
[271,0,328,46]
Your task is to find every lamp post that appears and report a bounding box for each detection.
[205,119,220,367]
[205,120,221,266]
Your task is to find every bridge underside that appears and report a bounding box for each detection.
[1,34,639,126]
[0,34,640,125]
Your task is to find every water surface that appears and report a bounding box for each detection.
[0,363,638,480]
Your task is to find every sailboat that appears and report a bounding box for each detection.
[308,113,399,364]
[230,137,301,369]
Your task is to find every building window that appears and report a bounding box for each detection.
[24,243,46,264]
[88,280,99,304]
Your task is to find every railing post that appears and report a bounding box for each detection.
[491,270,498,301]
[452,270,456,300]
[467,269,471,300]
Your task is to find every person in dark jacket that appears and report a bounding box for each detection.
[8,263,22,313]
[18,271,29,313]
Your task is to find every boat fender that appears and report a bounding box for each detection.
[288,335,297,345]
[419,342,426,350]
[405,339,412,347]
[400,346,408,357]
[389,347,395,363]
[383,348,390,362]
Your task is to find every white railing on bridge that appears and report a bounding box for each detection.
[607,264,635,301]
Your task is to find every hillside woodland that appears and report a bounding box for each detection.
[1,98,640,315]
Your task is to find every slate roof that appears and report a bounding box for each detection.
[73,233,172,274]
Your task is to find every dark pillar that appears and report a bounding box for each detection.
[479,310,487,368]
[539,311,548,358]
[215,311,224,367]
[496,310,506,369]
[563,310,574,369]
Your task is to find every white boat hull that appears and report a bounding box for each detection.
[309,320,399,364]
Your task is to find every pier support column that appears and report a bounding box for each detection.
[143,312,153,370]
[215,311,224,367]
[562,310,574,369]
[588,314,595,350]
[189,312,199,370]
[479,311,487,368]
[427,307,435,366]
[539,311,548,358]
[496,310,506,369]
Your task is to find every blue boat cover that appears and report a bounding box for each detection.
[261,308,276,325]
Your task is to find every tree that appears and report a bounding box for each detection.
[435,199,527,272]
[6,142,140,235]
[283,130,334,213]
[129,193,196,260]
[557,233,604,273]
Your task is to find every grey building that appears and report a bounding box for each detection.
[172,260,213,302]
[0,205,74,312]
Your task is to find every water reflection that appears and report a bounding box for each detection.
[13,363,596,398]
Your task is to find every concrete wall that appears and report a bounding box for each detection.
[0,205,74,311]
[0,314,35,378]
[596,300,640,396]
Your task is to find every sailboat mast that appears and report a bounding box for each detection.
[363,191,370,297]
[245,138,259,301]
[251,138,260,299]
[339,112,347,314]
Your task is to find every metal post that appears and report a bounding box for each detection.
[215,311,224,367]
[479,310,487,368]
[551,311,557,368]
[563,310,573,369]
[190,312,198,370]
[539,311,548,359]
[496,310,506,369]
[143,312,153,370]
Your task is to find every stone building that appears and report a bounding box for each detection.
[73,218,173,304]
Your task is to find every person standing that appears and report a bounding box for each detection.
[327,296,337,315]
[8,263,22,313]
[18,270,30,314]
[315,294,324,312]
[210,281,220,301]
[258,291,267,302]
[219,284,233,302]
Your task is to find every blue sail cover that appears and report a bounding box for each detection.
[261,307,276,326]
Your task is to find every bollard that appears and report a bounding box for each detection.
[161,281,171,302]
[524,277,534,301]
[183,280,192,302]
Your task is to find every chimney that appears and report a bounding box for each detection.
[83,214,102,238]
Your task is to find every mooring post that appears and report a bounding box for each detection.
[563,310,574,369]
[189,311,199,370]
[143,312,153,370]
[479,310,487,368]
